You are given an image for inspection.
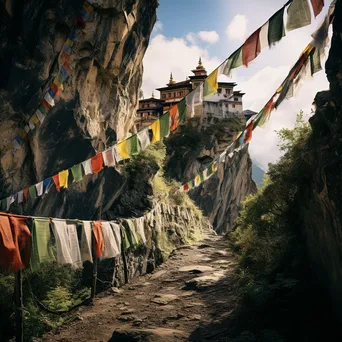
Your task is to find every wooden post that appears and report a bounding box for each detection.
[91,256,98,300]
[120,228,129,284]
[14,270,23,342]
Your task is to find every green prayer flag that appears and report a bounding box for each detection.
[178,99,187,123]
[30,218,56,272]
[200,173,205,183]
[120,224,131,250]
[127,135,140,155]
[160,112,170,138]
[207,163,214,176]
[310,47,322,75]
[121,220,139,249]
[286,0,311,32]
[268,7,285,45]
[223,48,243,76]
[71,164,83,182]
[29,185,37,199]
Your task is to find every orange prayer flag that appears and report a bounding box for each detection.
[92,221,104,257]
[242,28,261,67]
[52,175,61,192]
[244,121,254,144]
[91,153,104,173]
[169,106,179,131]
[23,188,29,200]
[41,99,51,110]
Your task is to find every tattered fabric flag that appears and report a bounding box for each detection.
[312,9,331,47]
[91,153,103,173]
[17,191,23,204]
[310,0,324,17]
[58,170,69,189]
[160,112,170,138]
[43,178,52,195]
[259,21,270,50]
[23,188,29,200]
[127,135,140,155]
[122,220,139,249]
[310,47,322,75]
[30,218,56,272]
[244,121,254,144]
[53,77,64,91]
[170,106,178,131]
[41,99,51,111]
[24,125,30,133]
[151,119,161,143]
[52,174,61,192]
[178,98,187,123]
[102,148,116,167]
[65,38,74,48]
[253,97,274,129]
[31,114,39,125]
[80,221,93,263]
[35,110,45,124]
[92,221,104,258]
[242,28,261,66]
[204,68,219,97]
[28,119,35,131]
[6,195,15,210]
[113,145,123,163]
[195,175,202,187]
[286,0,311,32]
[220,47,243,77]
[268,7,286,46]
[82,159,93,175]
[50,83,61,97]
[117,140,130,160]
[186,83,203,118]
[101,222,120,258]
[29,185,37,199]
[71,164,83,182]
[36,182,44,197]
[183,183,189,192]
[44,92,55,107]
[60,67,70,81]
[137,128,151,151]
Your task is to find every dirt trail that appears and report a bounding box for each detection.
[41,234,239,342]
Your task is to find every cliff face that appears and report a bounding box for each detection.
[165,118,257,233]
[298,0,342,318]
[0,0,158,218]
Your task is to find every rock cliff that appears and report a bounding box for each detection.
[0,0,158,218]
[165,117,257,233]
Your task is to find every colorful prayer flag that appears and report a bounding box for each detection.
[23,188,29,200]
[268,7,286,46]
[31,114,39,125]
[286,0,311,32]
[58,170,69,189]
[244,121,254,143]
[117,140,130,160]
[127,135,140,156]
[52,175,61,192]
[310,0,324,17]
[137,128,151,151]
[102,148,116,167]
[310,47,322,75]
[150,119,161,143]
[82,159,93,175]
[29,185,37,199]
[44,92,55,107]
[178,98,187,123]
[36,182,44,197]
[204,68,219,97]
[17,191,23,204]
[186,83,203,118]
[43,178,52,195]
[160,112,170,138]
[50,83,61,97]
[221,48,243,76]
[91,153,104,173]
[169,106,178,131]
[71,164,83,182]
[35,110,45,124]
[259,21,269,50]
[253,97,274,129]
[242,28,261,66]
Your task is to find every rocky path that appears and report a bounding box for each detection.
[41,234,239,342]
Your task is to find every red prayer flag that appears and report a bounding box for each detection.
[75,17,86,29]
[310,0,324,17]
[50,83,61,97]
[184,184,189,192]
[242,28,261,67]
[92,221,104,257]
[52,175,61,192]
[244,121,254,144]
[41,99,51,110]
[169,106,179,131]
[91,153,104,174]
[23,188,29,200]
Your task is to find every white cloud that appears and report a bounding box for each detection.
[198,31,220,44]
[153,21,163,34]
[226,14,248,41]
[186,32,196,45]
[142,34,221,99]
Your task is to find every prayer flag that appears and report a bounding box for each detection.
[204,68,219,97]
[178,98,187,123]
[23,188,29,200]
[253,97,274,129]
[102,148,116,167]
[127,135,140,155]
[160,112,170,138]
[137,128,151,151]
[28,119,35,130]
[244,121,254,143]
[151,119,161,143]
[24,125,30,133]
[12,139,20,150]
[31,114,40,125]
[44,92,55,107]
[58,170,69,188]
[195,175,201,187]
[310,0,324,17]
[286,0,311,32]
[36,181,44,197]
[268,7,286,45]
[117,140,130,160]
[310,47,322,75]
[221,48,243,76]
[80,221,93,263]
[53,77,64,91]
[69,29,78,41]
[43,178,52,195]
[91,153,104,173]
[92,221,104,257]
[170,106,178,131]
[183,183,189,192]
[35,109,45,124]
[52,174,61,192]
[101,222,120,258]
[186,83,203,117]
[50,83,61,97]
[242,28,261,66]
[71,164,83,182]
[17,191,23,204]
[82,159,93,175]
[41,99,51,111]
[38,104,48,116]
[113,145,123,163]
[29,185,37,199]
[65,38,74,48]
[312,10,331,47]
[259,21,269,50]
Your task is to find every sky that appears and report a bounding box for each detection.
[141,0,331,171]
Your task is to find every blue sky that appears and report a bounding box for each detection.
[142,0,331,170]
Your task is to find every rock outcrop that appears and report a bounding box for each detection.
[165,118,257,233]
[0,0,158,218]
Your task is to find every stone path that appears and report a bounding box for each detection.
[41,234,239,342]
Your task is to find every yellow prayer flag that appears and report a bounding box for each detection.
[195,175,201,186]
[65,39,74,48]
[151,119,161,144]
[204,68,218,97]
[117,140,130,160]
[58,169,69,189]
[53,78,64,90]
[31,114,39,124]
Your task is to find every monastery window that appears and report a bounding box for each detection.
[218,88,222,94]
[234,97,238,102]
[161,94,166,99]
[226,89,231,95]
[168,93,172,98]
